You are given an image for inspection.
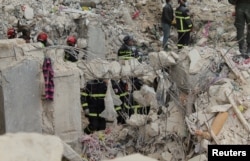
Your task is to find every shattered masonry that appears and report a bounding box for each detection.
[0,0,250,161]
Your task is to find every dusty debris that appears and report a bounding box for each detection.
[0,0,250,161]
[0,133,64,161]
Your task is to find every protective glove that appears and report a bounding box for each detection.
[84,108,89,116]
[171,19,176,25]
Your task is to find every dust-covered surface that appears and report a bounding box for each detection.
[1,0,250,161]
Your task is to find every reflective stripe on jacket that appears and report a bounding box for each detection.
[118,44,138,60]
[175,5,193,33]
[80,80,107,115]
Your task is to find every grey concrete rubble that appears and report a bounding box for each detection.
[0,133,64,161]
[0,0,250,161]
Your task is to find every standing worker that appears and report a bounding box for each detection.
[175,0,193,49]
[229,0,250,56]
[161,0,174,51]
[81,79,107,134]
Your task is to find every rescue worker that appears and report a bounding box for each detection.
[230,0,250,56]
[175,0,193,49]
[118,35,139,61]
[161,0,174,51]
[18,28,31,43]
[127,77,150,115]
[111,79,130,124]
[37,32,49,47]
[64,36,79,62]
[7,28,17,39]
[17,20,32,43]
[81,79,107,134]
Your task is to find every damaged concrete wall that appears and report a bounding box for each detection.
[0,59,42,133]
[0,39,82,152]
[87,25,106,60]
[53,69,82,151]
[1,0,250,161]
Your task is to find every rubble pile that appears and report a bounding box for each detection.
[1,0,250,161]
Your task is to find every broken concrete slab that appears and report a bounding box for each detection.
[0,133,63,161]
[87,26,106,60]
[0,59,42,134]
[0,41,83,153]
[23,5,34,20]
[53,69,82,150]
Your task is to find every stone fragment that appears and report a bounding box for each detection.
[23,5,34,20]
[188,154,207,161]
[0,133,63,161]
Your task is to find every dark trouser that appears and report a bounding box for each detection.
[162,23,171,49]
[177,32,190,49]
[84,116,106,134]
[235,3,250,54]
[116,110,126,124]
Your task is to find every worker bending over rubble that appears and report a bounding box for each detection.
[64,36,79,62]
[175,0,193,49]
[37,32,50,47]
[17,21,32,43]
[118,35,139,61]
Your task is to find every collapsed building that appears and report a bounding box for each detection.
[0,0,250,161]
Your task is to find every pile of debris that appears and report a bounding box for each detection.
[1,0,250,161]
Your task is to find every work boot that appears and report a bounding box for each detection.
[241,54,249,59]
[239,43,244,54]
[247,47,250,56]
[164,47,170,52]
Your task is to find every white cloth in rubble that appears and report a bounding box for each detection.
[100,80,119,121]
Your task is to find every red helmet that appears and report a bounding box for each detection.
[37,32,48,42]
[7,28,16,39]
[67,36,77,46]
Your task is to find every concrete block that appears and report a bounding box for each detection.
[188,49,202,74]
[0,39,26,67]
[188,154,207,161]
[23,5,34,20]
[87,26,106,60]
[0,59,42,134]
[53,70,82,144]
[0,133,63,161]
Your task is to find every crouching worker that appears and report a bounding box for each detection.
[81,79,107,134]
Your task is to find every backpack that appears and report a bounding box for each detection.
[228,0,237,5]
